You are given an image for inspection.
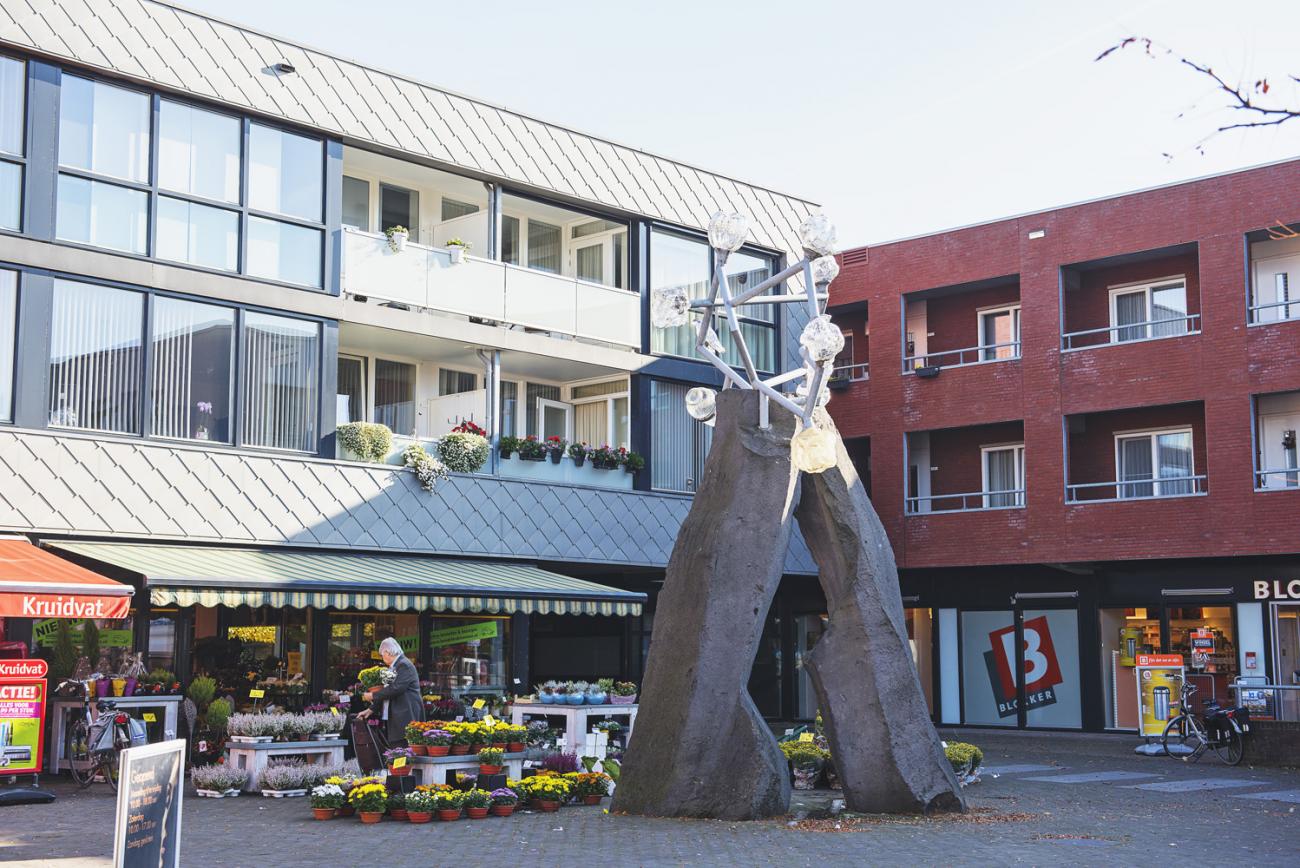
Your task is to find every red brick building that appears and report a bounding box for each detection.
[821,158,1300,732]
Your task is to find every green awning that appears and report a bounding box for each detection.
[48,542,644,617]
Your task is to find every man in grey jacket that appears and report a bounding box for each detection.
[363,637,424,746]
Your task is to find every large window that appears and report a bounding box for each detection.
[979,304,1021,361]
[0,55,24,231]
[0,270,15,420]
[48,279,143,433]
[245,124,324,286]
[1110,280,1189,342]
[650,379,713,493]
[242,312,319,452]
[501,193,628,289]
[150,297,234,442]
[650,229,777,372]
[1116,428,1194,498]
[374,358,416,436]
[572,379,629,449]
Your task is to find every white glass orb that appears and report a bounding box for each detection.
[708,211,749,252]
[684,387,717,421]
[799,314,845,362]
[791,425,836,474]
[811,255,840,286]
[651,285,690,329]
[703,326,725,356]
[798,213,838,256]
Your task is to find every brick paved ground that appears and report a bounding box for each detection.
[2,730,1297,867]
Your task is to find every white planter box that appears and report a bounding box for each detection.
[195,788,241,799]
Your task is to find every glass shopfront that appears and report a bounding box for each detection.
[960,608,1081,729]
[425,616,510,694]
[326,612,419,690]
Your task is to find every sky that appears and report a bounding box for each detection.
[179,0,1300,247]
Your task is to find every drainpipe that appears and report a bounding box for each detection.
[477,348,501,474]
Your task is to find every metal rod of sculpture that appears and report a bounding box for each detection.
[615,210,965,820]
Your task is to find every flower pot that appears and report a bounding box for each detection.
[359,811,384,824]
[411,744,428,756]
[610,693,637,705]
[312,807,335,820]
[585,692,607,705]
[566,693,585,706]
[478,764,502,775]
[466,806,489,819]
[449,247,466,264]
[490,804,515,817]
[572,455,586,467]
[534,799,560,813]
[539,693,554,705]
[387,231,408,253]
[508,741,524,753]
[582,794,602,805]
[519,453,545,462]
[110,678,126,697]
[498,445,514,460]
[389,808,408,821]
[548,451,562,464]
[791,765,820,791]
[427,745,450,757]
[337,806,355,817]
[387,764,411,777]
[407,811,433,824]
[450,744,470,755]
[437,809,461,822]
[123,678,137,697]
[491,741,508,751]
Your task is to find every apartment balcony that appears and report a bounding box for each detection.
[1247,225,1300,327]
[341,227,639,349]
[0,427,816,573]
[1255,390,1300,492]
[1065,402,1207,504]
[1061,243,1200,352]
[905,421,1025,515]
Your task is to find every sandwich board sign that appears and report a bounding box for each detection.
[113,739,184,868]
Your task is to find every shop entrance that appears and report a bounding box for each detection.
[959,597,1081,729]
[1273,603,1300,685]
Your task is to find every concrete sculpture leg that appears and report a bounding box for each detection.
[612,391,798,819]
[795,411,965,814]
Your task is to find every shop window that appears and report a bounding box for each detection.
[426,617,510,695]
[1168,606,1237,698]
[1099,607,1159,730]
[148,611,178,673]
[747,607,782,718]
[326,613,419,691]
[960,609,1081,728]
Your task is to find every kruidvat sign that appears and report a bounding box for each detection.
[0,593,131,620]
[1254,580,1300,601]
[984,615,1064,718]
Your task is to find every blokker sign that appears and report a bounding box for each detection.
[1254,580,1300,601]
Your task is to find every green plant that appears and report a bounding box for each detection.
[310,783,346,809]
[612,680,638,696]
[497,435,521,457]
[405,789,435,813]
[437,431,490,473]
[403,443,449,491]
[596,678,614,693]
[622,451,645,472]
[348,782,389,812]
[567,441,588,460]
[386,790,405,812]
[431,789,465,810]
[944,742,983,775]
[187,675,217,712]
[206,698,231,731]
[477,747,504,765]
[517,435,546,459]
[445,237,472,250]
[336,421,393,463]
[81,620,101,669]
[779,741,829,768]
[50,620,79,682]
[462,788,491,809]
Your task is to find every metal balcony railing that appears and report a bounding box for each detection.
[902,340,1020,372]
[1248,297,1299,324]
[905,488,1026,514]
[829,362,869,383]
[1061,314,1200,350]
[1066,474,1207,503]
[1255,467,1300,489]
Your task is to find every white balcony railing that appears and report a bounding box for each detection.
[1061,314,1200,351]
[340,227,640,349]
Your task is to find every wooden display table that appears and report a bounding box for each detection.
[226,738,347,792]
[408,752,525,787]
[510,702,638,755]
[47,695,183,774]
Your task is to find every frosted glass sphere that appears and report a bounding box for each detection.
[708,211,749,252]
[798,213,838,256]
[811,255,840,286]
[684,387,717,421]
[800,315,845,362]
[703,326,725,356]
[651,285,690,329]
[791,425,836,474]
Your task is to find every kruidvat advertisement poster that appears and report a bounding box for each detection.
[0,659,49,775]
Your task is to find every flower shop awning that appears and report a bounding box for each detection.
[46,542,643,617]
[0,537,133,619]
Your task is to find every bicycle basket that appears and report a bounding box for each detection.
[127,717,149,746]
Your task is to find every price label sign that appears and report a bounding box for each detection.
[330,707,340,716]
[142,712,157,723]
[798,732,814,743]
[472,698,485,710]
[392,756,407,769]
[483,714,496,727]
[248,689,265,699]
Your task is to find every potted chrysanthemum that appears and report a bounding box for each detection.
[477,747,504,776]
[490,786,518,816]
[348,782,388,823]
[404,788,434,823]
[462,787,491,820]
[433,789,465,821]
[309,782,345,820]
[383,746,414,777]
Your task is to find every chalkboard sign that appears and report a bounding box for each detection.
[113,739,185,868]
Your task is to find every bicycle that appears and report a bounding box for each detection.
[57,679,144,791]
[1160,681,1249,766]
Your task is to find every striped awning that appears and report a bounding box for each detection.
[47,543,643,617]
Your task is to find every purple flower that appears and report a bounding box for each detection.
[196,401,213,414]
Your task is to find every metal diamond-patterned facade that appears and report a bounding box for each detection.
[0,430,816,575]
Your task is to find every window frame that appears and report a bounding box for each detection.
[146,293,238,445]
[1249,250,1300,325]
[567,375,630,449]
[648,375,715,495]
[1106,276,1190,344]
[1113,425,1196,499]
[0,54,27,235]
[499,187,633,292]
[979,442,1025,508]
[0,268,15,422]
[51,69,329,291]
[976,303,1021,361]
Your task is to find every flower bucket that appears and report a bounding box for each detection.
[110,678,126,697]
[583,794,602,805]
[565,694,584,706]
[312,807,335,821]
[123,678,137,697]
[337,806,355,817]
[534,799,560,813]
[387,764,411,777]
[478,764,502,776]
[539,693,554,705]
[427,745,450,757]
[407,811,433,824]
[359,811,384,824]
[508,741,524,753]
[585,692,607,705]
[437,809,461,822]
[490,804,515,817]
[450,744,470,755]
[466,806,489,820]
[573,455,586,467]
[411,744,428,756]
[548,451,562,465]
[389,809,408,821]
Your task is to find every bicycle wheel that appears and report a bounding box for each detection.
[67,719,96,788]
[1161,715,1198,757]
[1212,724,1244,766]
[102,746,120,792]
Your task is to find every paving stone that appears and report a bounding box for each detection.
[1127,778,1259,792]
[1023,771,1160,784]
[1231,789,1300,804]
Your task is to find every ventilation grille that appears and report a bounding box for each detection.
[841,247,868,266]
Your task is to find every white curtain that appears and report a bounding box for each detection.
[151,297,233,441]
[48,279,142,434]
[242,313,318,452]
[1157,431,1194,495]
[650,380,712,492]
[984,448,1021,507]
[1114,291,1147,342]
[1118,436,1154,498]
